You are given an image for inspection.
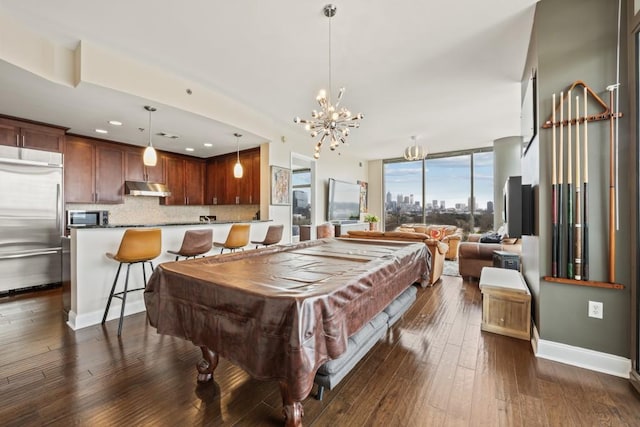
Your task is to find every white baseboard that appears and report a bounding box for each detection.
[531,323,631,378]
[67,300,146,330]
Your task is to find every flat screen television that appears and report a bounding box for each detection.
[327,178,361,222]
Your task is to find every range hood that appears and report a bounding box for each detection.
[124,181,172,197]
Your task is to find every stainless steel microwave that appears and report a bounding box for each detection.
[66,210,109,228]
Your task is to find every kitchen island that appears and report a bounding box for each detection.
[67,220,272,330]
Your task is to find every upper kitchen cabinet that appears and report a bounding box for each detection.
[206,148,260,205]
[64,135,124,204]
[205,156,226,205]
[160,155,205,206]
[0,117,66,153]
[125,149,165,184]
[238,148,260,205]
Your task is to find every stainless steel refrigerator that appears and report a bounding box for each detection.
[0,145,63,293]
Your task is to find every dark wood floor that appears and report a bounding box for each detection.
[1,275,639,426]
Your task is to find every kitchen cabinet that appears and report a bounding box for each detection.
[238,148,260,204]
[64,136,124,203]
[205,156,226,205]
[0,117,65,152]
[161,156,205,205]
[125,149,165,183]
[205,148,260,205]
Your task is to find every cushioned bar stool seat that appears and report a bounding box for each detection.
[167,229,213,260]
[213,223,251,253]
[251,224,284,248]
[102,228,161,336]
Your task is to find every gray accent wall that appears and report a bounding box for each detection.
[525,0,631,357]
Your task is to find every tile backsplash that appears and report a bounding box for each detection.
[67,196,259,225]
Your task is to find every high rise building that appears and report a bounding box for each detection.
[386,192,392,204]
[487,201,494,213]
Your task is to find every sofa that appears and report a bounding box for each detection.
[343,230,446,285]
[398,224,463,260]
[458,233,521,279]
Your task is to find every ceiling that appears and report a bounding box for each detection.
[0,1,538,160]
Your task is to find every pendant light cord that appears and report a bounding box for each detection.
[148,109,153,147]
[328,12,332,105]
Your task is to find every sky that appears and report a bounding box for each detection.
[384,152,494,207]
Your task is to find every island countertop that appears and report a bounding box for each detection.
[68,219,271,229]
[67,220,276,331]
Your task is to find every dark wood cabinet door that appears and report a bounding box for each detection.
[250,149,261,205]
[145,153,165,184]
[238,151,253,204]
[206,156,227,205]
[161,156,186,205]
[125,150,145,181]
[0,119,20,147]
[64,136,95,203]
[205,159,217,205]
[184,159,204,205]
[20,124,65,152]
[223,155,239,205]
[126,149,165,183]
[95,145,124,203]
[0,118,64,152]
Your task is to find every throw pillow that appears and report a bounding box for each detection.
[479,232,502,243]
[429,227,445,240]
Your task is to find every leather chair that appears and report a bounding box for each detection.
[214,223,251,253]
[251,224,284,248]
[317,223,335,238]
[102,228,161,336]
[167,229,213,260]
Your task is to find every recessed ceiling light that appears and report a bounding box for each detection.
[204,143,213,147]
[108,120,123,126]
[185,147,195,152]
[95,129,108,134]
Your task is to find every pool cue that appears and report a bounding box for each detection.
[574,95,582,280]
[608,88,616,283]
[582,87,589,281]
[551,93,558,277]
[567,89,574,279]
[558,91,565,278]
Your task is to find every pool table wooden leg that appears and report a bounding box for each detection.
[279,381,304,427]
[196,346,219,383]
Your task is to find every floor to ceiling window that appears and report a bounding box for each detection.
[383,148,493,234]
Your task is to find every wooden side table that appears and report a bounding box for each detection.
[479,267,531,340]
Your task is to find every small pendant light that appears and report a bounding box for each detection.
[143,105,158,167]
[233,133,243,178]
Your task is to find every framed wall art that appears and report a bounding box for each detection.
[270,165,291,205]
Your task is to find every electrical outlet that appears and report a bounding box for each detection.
[588,301,603,319]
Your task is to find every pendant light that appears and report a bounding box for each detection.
[233,133,243,178]
[143,105,158,167]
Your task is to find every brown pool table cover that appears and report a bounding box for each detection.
[144,238,430,401]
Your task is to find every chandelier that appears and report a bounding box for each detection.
[403,135,427,161]
[294,4,363,159]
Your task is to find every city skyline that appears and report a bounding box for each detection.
[383,152,494,207]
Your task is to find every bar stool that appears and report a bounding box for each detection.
[213,223,251,253]
[167,229,213,260]
[102,228,162,336]
[251,224,284,248]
